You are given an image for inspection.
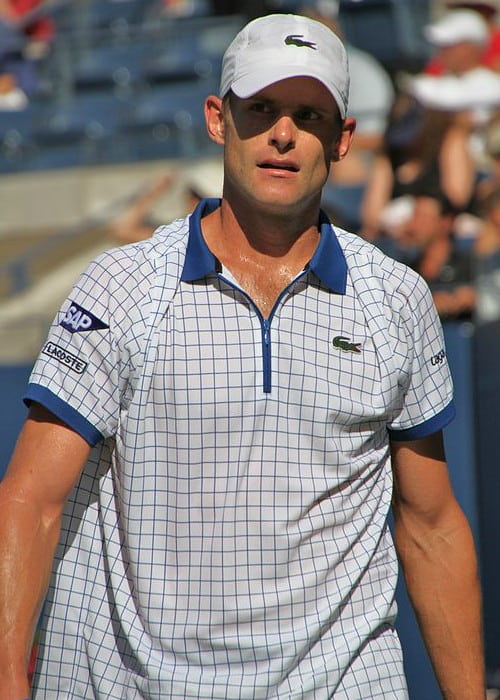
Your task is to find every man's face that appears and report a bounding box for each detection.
[436,40,483,74]
[406,196,448,249]
[206,77,354,218]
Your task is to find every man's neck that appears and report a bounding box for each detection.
[202,196,321,260]
[200,197,322,317]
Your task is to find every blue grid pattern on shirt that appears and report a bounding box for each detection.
[29,210,452,698]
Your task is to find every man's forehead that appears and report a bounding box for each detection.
[242,76,339,108]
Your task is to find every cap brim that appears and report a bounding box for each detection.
[230,68,347,119]
[423,26,455,45]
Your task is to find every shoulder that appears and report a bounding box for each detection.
[83,217,189,294]
[335,226,429,297]
[333,226,436,335]
[67,216,190,333]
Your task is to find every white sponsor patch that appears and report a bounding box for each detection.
[42,342,88,374]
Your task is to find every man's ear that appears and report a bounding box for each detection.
[331,116,356,162]
[205,95,225,145]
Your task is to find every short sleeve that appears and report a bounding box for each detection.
[387,273,455,441]
[24,246,150,445]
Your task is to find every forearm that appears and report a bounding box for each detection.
[0,405,91,697]
[0,495,60,698]
[395,505,485,699]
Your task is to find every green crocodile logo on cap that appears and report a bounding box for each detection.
[285,34,317,50]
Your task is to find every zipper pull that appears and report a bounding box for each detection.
[263,319,270,345]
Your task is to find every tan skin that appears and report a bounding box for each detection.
[202,78,355,316]
[0,405,91,697]
[0,77,485,698]
[391,434,484,699]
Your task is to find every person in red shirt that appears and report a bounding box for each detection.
[0,0,54,46]
[425,1,500,74]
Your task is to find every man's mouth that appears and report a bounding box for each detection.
[258,161,299,173]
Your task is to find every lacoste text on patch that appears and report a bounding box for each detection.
[60,302,109,333]
[42,342,88,374]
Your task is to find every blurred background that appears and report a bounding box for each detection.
[0,1,499,697]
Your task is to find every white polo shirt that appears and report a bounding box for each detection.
[27,199,454,699]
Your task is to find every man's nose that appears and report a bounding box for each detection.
[269,115,296,151]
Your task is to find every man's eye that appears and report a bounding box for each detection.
[250,102,273,114]
[296,109,320,121]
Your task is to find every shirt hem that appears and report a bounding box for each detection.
[24,383,103,446]
[388,400,456,442]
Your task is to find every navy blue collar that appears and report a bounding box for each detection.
[181,198,347,294]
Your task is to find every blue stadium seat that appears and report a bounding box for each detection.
[25,141,85,171]
[25,92,131,171]
[143,38,217,84]
[338,0,430,71]
[72,41,151,90]
[83,0,150,31]
[123,81,212,130]
[0,104,41,173]
[0,107,34,139]
[32,94,118,144]
[120,81,216,160]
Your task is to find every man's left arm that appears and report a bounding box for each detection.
[391,431,485,699]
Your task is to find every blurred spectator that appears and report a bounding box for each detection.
[0,0,55,57]
[418,8,500,132]
[369,194,420,266]
[407,70,500,186]
[0,70,27,108]
[474,184,500,322]
[297,0,395,231]
[360,92,477,240]
[426,1,500,73]
[418,8,500,125]
[476,114,500,200]
[110,158,224,244]
[0,5,28,108]
[405,192,476,320]
[161,0,212,18]
[423,8,490,75]
[0,0,54,106]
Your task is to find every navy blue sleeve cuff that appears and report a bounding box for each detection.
[24,383,103,447]
[388,400,456,442]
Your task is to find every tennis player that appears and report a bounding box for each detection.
[0,13,484,699]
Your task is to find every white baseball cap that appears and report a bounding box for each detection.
[423,9,489,46]
[408,68,500,111]
[219,13,349,119]
[446,1,499,12]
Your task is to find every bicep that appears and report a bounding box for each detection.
[3,403,92,515]
[439,127,474,209]
[391,431,459,525]
[361,155,394,227]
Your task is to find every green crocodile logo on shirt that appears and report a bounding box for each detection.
[332,335,362,353]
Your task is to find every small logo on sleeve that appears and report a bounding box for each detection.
[284,34,317,50]
[42,342,88,374]
[60,302,109,333]
[332,335,362,353]
[430,349,446,366]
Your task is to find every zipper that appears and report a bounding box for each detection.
[217,270,307,394]
[262,318,271,393]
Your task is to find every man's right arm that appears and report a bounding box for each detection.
[0,403,92,698]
